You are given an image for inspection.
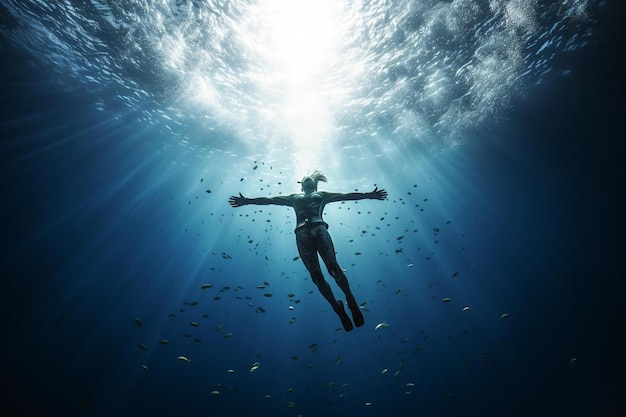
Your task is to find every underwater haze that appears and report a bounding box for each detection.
[1,1,624,416]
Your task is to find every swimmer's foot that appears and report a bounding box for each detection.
[333,300,354,332]
[347,300,365,327]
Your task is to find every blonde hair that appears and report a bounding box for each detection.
[310,170,327,184]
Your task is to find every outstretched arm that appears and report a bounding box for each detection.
[323,187,388,203]
[229,193,294,208]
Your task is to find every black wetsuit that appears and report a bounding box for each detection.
[290,192,350,301]
[244,191,370,307]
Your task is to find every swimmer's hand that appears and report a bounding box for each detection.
[229,193,248,207]
[370,187,388,200]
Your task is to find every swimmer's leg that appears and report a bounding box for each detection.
[296,230,353,331]
[314,228,364,327]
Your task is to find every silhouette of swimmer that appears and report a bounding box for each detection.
[229,170,387,331]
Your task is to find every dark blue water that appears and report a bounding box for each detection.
[1,2,624,416]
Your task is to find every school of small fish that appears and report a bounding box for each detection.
[127,166,516,412]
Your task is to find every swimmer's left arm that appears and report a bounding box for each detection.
[229,194,294,207]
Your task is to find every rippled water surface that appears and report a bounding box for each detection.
[2,1,596,154]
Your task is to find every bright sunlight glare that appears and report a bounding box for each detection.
[258,0,348,170]
[187,0,351,171]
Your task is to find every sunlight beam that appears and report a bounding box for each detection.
[248,0,348,165]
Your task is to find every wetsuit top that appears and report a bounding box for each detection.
[291,192,328,230]
[244,191,372,232]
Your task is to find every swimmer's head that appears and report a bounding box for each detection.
[298,170,327,193]
[301,176,316,193]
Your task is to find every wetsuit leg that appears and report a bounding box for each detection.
[311,226,355,301]
[295,228,337,306]
[312,225,364,327]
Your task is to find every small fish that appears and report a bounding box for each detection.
[442,297,452,303]
[375,322,390,330]
[263,293,272,297]
[215,325,224,332]
[250,362,260,372]
[451,272,459,278]
[334,356,342,364]
[134,317,142,328]
[227,369,235,373]
[224,333,233,339]
[210,390,220,395]
[285,387,294,395]
[463,306,470,312]
[395,288,403,295]
[308,343,318,350]
[190,322,200,327]
[500,313,509,319]
[138,343,148,350]
[159,339,170,345]
[177,356,191,363]
[141,365,148,372]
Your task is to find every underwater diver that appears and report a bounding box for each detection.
[229,170,387,331]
